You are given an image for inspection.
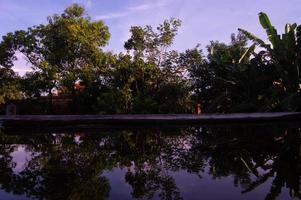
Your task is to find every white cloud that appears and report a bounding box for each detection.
[127,4,151,11]
[12,52,32,76]
[95,12,129,20]
[99,0,178,51]
[95,1,170,20]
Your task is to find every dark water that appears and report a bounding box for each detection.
[0,124,300,200]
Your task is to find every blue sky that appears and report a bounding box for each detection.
[1,0,301,74]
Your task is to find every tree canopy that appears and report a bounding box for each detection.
[0,5,300,113]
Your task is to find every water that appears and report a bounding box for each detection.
[0,124,300,200]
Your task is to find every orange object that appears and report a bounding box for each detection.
[195,104,202,115]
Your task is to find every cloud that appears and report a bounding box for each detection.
[6,0,301,75]
[127,4,151,11]
[95,1,170,20]
[12,52,32,76]
[95,12,129,20]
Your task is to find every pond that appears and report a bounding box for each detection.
[0,123,300,200]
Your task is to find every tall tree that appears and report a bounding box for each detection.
[111,18,192,113]
[8,3,110,112]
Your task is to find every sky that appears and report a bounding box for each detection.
[0,0,301,75]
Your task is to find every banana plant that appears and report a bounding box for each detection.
[239,12,301,95]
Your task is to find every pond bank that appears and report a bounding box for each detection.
[1,113,301,128]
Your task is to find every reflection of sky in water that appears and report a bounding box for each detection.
[87,166,293,200]
[0,189,29,200]
[0,126,299,200]
[1,146,31,200]
[0,165,292,200]
[171,169,268,200]
[11,145,31,173]
[103,168,133,200]
[1,149,293,200]
[104,168,292,200]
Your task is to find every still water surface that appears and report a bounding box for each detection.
[0,124,300,199]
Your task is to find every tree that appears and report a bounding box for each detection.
[8,3,110,113]
[0,67,21,105]
[106,18,192,114]
[0,34,21,105]
[239,12,301,111]
[184,47,214,111]
[124,18,181,66]
[189,33,249,112]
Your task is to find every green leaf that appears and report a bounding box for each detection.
[258,12,278,47]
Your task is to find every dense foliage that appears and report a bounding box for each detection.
[0,5,300,114]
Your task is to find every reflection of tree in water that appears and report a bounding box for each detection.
[0,130,185,200]
[0,125,300,200]
[0,132,111,200]
[241,128,301,200]
[106,131,184,200]
[187,125,301,200]
[125,165,182,200]
[0,132,19,195]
